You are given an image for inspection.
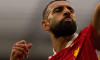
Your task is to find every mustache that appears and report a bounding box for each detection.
[62,15,73,21]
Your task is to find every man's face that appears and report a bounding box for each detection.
[45,1,77,38]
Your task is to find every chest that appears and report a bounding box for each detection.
[76,36,99,60]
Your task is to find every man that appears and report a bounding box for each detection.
[10,0,100,60]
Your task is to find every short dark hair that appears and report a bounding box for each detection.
[43,0,67,20]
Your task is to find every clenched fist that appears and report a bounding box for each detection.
[10,40,32,60]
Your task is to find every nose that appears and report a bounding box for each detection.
[63,8,70,16]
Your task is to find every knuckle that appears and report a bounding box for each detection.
[12,47,16,49]
[21,40,25,43]
[12,49,18,56]
[21,48,24,51]
[16,42,19,44]
[18,51,22,55]
[15,52,22,56]
[22,44,26,47]
[12,49,16,53]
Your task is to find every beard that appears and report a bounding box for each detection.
[50,16,77,38]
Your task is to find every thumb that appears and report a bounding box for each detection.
[27,43,32,49]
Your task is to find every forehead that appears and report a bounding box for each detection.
[48,1,72,9]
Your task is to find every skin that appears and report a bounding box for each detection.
[42,1,77,53]
[92,3,100,34]
[10,1,100,60]
[42,1,100,53]
[10,40,32,60]
[92,3,100,47]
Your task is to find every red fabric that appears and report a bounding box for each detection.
[48,24,100,60]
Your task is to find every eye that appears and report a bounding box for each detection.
[67,7,74,13]
[55,9,61,12]
[54,6,63,12]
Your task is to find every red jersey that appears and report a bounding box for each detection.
[48,24,100,60]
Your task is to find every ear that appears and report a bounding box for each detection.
[42,20,50,31]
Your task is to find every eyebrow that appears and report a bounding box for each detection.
[67,6,74,11]
[53,5,74,11]
[53,6,63,11]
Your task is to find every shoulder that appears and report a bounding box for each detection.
[79,25,91,36]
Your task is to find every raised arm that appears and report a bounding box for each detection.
[92,3,100,34]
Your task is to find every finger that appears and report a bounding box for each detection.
[20,54,24,60]
[13,44,29,53]
[27,43,32,49]
[16,40,26,44]
[13,49,23,57]
[13,47,28,57]
[13,47,28,58]
[13,44,29,58]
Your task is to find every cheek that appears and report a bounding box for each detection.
[48,13,63,26]
[49,17,60,27]
[49,19,57,27]
[71,14,76,21]
[53,14,63,21]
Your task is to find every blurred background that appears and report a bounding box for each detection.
[0,0,99,60]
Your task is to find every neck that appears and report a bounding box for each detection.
[49,32,74,53]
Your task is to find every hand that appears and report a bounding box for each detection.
[10,40,32,60]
